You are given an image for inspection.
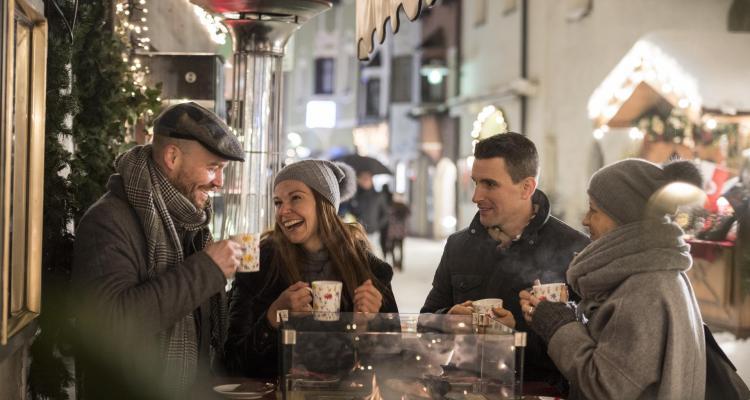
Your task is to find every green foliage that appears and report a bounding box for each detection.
[637,108,693,144]
[29,0,161,398]
[69,0,160,223]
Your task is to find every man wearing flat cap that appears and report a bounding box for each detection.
[73,102,245,399]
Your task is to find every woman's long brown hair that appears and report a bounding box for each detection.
[264,190,388,303]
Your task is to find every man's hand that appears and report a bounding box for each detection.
[354,279,383,313]
[267,282,313,328]
[204,239,243,279]
[447,300,474,315]
[491,306,516,329]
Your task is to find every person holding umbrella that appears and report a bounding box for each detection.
[335,154,392,257]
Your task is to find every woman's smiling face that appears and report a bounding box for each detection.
[273,180,322,252]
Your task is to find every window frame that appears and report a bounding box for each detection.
[1,0,46,345]
[314,57,335,95]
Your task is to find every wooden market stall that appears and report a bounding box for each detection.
[588,30,750,337]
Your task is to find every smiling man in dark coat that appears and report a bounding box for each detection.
[421,132,590,394]
[72,102,245,399]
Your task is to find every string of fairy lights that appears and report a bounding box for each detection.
[113,0,226,111]
[114,0,156,114]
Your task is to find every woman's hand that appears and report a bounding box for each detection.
[354,279,383,313]
[267,281,313,328]
[491,306,516,329]
[519,289,541,324]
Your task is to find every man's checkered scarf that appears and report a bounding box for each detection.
[115,145,227,397]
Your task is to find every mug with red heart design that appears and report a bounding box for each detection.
[311,280,343,321]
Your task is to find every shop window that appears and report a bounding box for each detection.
[390,55,412,103]
[314,57,335,95]
[1,0,46,345]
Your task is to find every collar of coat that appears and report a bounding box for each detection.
[469,189,552,244]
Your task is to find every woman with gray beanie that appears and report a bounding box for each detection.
[225,159,399,378]
[520,158,706,399]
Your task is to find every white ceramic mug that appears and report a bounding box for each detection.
[532,283,568,303]
[472,298,504,316]
[311,280,343,321]
[230,232,260,272]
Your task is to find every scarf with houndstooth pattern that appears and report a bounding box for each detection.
[115,144,228,397]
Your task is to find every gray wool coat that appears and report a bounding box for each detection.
[72,175,227,398]
[546,221,706,400]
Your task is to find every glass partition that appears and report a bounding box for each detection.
[280,312,525,400]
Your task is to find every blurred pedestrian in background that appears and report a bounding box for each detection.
[386,193,411,270]
[345,171,389,257]
[380,183,394,258]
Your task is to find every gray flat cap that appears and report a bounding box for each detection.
[153,102,244,161]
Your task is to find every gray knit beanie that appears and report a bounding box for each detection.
[587,158,703,225]
[273,159,357,211]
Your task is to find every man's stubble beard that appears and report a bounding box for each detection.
[171,170,210,211]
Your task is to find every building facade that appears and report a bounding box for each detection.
[456,0,737,228]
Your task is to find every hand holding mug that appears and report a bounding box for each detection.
[490,305,516,329]
[204,239,244,279]
[354,279,382,313]
[267,281,312,328]
[447,300,474,315]
[519,289,540,324]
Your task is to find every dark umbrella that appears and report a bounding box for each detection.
[333,154,392,175]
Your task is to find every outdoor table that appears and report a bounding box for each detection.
[211,377,560,400]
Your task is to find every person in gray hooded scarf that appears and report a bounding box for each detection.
[225,159,399,378]
[520,158,706,400]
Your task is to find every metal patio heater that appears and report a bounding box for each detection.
[190,0,332,239]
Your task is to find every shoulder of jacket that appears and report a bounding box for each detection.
[374,261,393,278]
[621,270,683,292]
[78,192,140,232]
[543,217,590,242]
[449,226,475,240]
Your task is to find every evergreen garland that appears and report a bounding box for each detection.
[28,0,160,397]
[69,0,160,223]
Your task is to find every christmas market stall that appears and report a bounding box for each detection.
[587,30,750,337]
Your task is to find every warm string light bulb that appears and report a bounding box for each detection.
[192,5,228,44]
[114,0,154,109]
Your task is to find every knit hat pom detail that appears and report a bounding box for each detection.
[336,162,357,202]
[663,160,703,188]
